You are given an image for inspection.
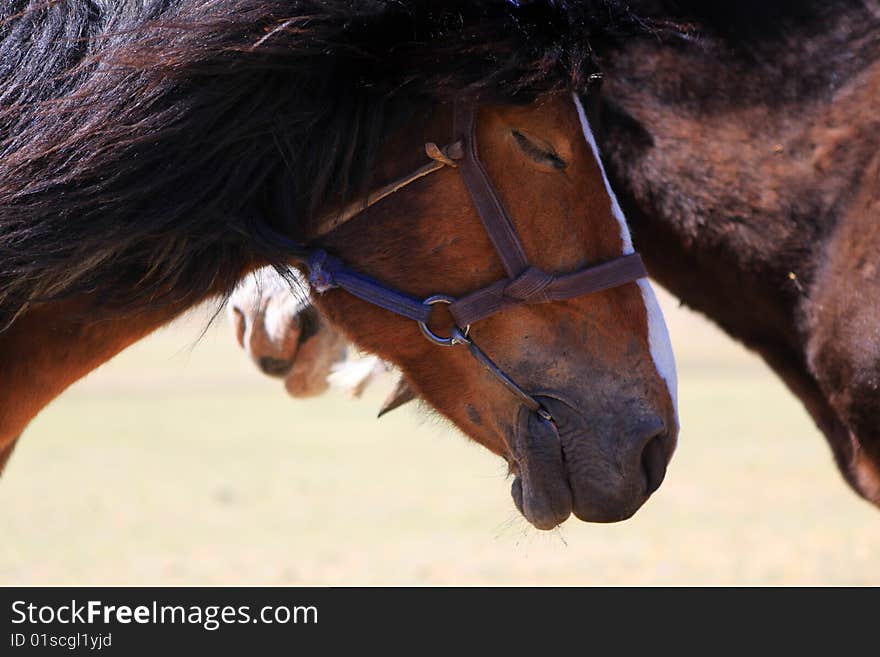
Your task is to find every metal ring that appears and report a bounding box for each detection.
[418,295,470,347]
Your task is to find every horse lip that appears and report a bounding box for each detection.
[509,404,573,530]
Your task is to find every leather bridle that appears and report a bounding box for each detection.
[288,100,647,425]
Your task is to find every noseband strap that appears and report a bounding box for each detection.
[448,254,646,327]
[291,99,648,421]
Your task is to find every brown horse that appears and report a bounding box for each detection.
[229,268,405,409]
[0,2,677,529]
[233,1,880,513]
[228,267,349,398]
[226,267,404,404]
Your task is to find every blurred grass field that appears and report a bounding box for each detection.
[1,289,878,585]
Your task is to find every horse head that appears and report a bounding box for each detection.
[288,91,679,528]
[228,268,348,398]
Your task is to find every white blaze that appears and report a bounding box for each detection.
[572,92,678,411]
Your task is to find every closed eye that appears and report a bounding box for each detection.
[511,130,567,170]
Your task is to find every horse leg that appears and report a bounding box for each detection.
[0,298,197,464]
[805,156,880,503]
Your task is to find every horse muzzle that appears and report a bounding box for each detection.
[510,396,674,529]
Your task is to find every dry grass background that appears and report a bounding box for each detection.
[1,289,878,585]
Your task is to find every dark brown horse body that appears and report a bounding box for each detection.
[594,1,880,502]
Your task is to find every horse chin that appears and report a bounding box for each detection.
[510,396,669,529]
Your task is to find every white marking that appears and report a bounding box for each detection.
[229,267,310,352]
[572,92,678,411]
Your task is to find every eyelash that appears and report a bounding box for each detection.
[511,130,567,170]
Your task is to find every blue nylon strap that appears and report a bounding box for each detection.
[332,271,433,322]
[307,249,431,323]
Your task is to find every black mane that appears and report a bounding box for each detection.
[0,0,658,328]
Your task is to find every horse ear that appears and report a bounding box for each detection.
[378,377,417,418]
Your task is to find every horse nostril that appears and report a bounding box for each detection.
[258,356,292,377]
[297,306,321,344]
[641,432,668,495]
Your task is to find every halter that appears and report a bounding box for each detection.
[291,101,647,424]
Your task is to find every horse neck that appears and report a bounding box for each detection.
[597,1,880,354]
